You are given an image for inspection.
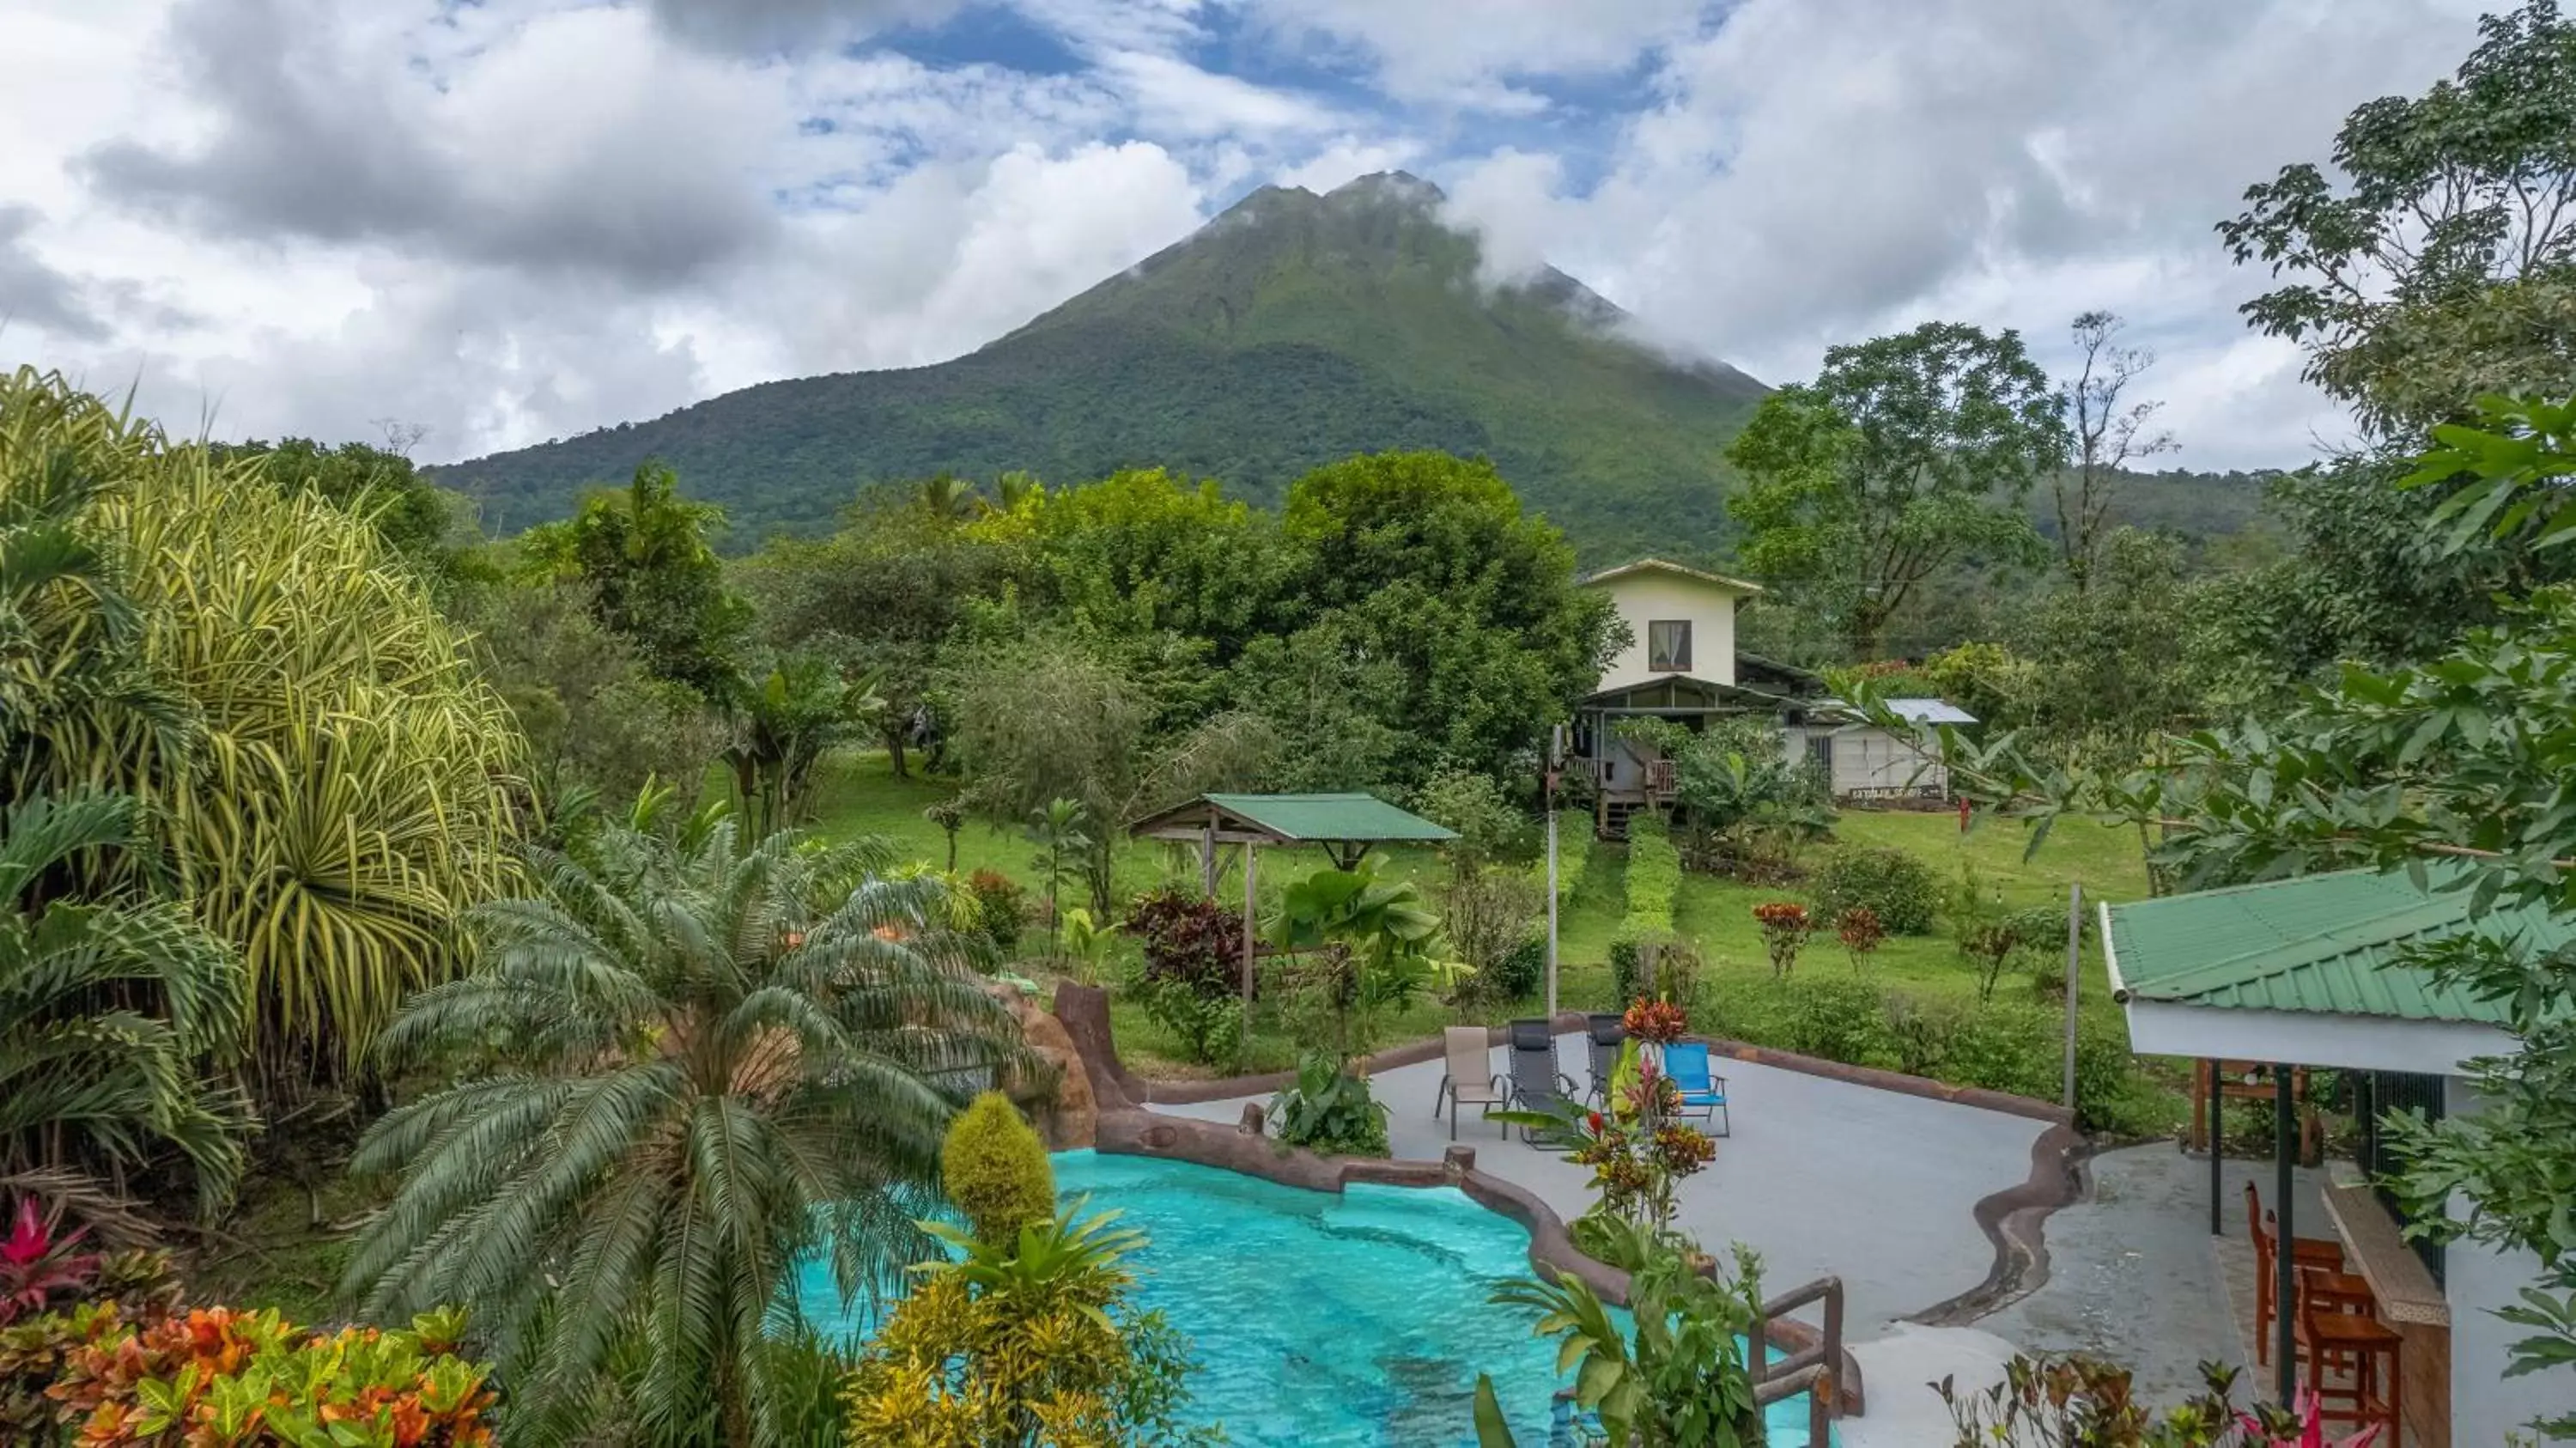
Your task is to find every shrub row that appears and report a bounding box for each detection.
[1619,813,1680,942]
[1533,814,1591,908]
[1700,973,2154,1135]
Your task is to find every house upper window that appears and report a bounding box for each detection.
[1647,619,1692,672]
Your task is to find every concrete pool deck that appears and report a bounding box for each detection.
[1143,1038,2087,1445]
[1149,1043,2059,1335]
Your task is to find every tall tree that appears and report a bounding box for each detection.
[1725,322,2064,658]
[739,495,1006,779]
[2219,0,2576,440]
[1911,402,2576,1433]
[343,823,1028,1445]
[940,630,1270,915]
[1275,451,1619,788]
[2056,311,2175,589]
[519,463,749,701]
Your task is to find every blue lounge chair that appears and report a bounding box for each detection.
[1661,1041,1729,1137]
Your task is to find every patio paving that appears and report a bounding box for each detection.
[1974,1142,2326,1405]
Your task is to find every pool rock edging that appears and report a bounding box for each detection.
[1052,983,1868,1421]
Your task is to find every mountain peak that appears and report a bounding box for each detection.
[1326,170,1445,204]
[435,165,1770,560]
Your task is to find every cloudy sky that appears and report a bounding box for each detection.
[1,0,2492,470]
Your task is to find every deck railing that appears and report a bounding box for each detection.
[1748,1275,1844,1446]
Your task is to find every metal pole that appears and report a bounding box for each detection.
[1545,806,1560,1023]
[2061,882,2082,1112]
[2208,1058,2223,1237]
[1241,843,1258,1018]
[2274,1065,2296,1403]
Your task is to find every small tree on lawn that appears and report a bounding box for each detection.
[1753,901,1812,978]
[1836,906,1886,973]
[1024,797,1091,963]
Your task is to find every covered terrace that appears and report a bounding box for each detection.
[2103,867,2562,1446]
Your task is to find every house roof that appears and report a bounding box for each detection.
[2101,867,2566,1026]
[1127,792,1457,845]
[1813,697,1978,726]
[1577,557,1765,594]
[1579,675,1794,709]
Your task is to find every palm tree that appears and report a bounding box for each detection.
[0,789,249,1222]
[1023,797,1091,963]
[914,473,981,524]
[342,821,1030,1445]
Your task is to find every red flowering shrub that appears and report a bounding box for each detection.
[1753,901,1813,978]
[1123,887,1246,998]
[1834,906,1885,970]
[1620,996,1689,1044]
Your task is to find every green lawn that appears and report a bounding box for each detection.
[799,754,2186,1132]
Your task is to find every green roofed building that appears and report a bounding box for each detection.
[2103,866,2545,1075]
[2101,867,2561,1444]
[1128,792,1455,869]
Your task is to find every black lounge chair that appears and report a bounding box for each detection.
[1504,1019,1581,1145]
[1583,1013,1626,1106]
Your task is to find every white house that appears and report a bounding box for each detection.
[2103,870,2573,1447]
[1571,558,1971,836]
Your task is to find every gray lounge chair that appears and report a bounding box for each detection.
[1583,1013,1626,1106]
[1434,1025,1508,1140]
[1504,1018,1581,1145]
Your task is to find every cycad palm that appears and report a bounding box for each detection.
[0,789,249,1219]
[343,821,1030,1445]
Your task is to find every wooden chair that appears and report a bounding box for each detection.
[2246,1181,2345,1366]
[2297,1268,2401,1436]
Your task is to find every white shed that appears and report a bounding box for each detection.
[1783,697,1972,801]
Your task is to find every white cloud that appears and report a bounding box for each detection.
[1240,0,1706,110]
[0,0,2521,473]
[1441,0,2496,465]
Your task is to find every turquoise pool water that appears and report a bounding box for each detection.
[797,1149,1824,1445]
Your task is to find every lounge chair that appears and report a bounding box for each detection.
[1433,1026,1508,1140]
[1583,1013,1626,1106]
[1504,1019,1581,1145]
[1661,1041,1729,1137]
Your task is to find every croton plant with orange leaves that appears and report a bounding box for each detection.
[5,1297,492,1448]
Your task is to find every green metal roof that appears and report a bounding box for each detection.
[2104,868,2567,1025]
[1194,793,1456,843]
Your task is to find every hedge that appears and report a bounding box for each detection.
[1531,811,1592,908]
[1618,813,1680,942]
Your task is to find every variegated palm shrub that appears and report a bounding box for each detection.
[0,367,531,1092]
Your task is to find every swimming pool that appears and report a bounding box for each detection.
[796,1149,1825,1445]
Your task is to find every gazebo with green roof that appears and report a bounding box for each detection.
[2101,866,2550,1416]
[1127,793,1457,1009]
